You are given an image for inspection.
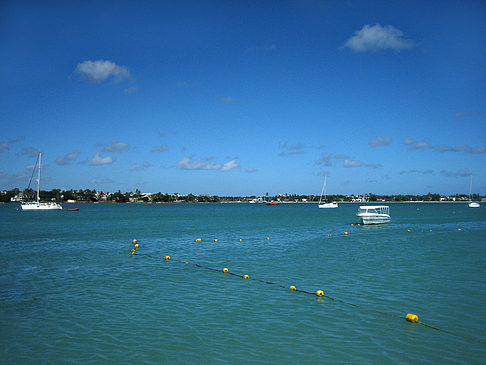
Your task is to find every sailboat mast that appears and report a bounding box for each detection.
[469,175,473,200]
[37,152,41,204]
[319,175,327,204]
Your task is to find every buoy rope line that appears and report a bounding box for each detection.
[130,240,480,343]
[173,227,467,244]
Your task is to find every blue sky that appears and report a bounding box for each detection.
[1,0,485,196]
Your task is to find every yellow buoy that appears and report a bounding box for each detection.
[164,255,171,260]
[266,237,270,240]
[194,238,202,242]
[132,239,137,245]
[407,229,411,232]
[134,243,139,248]
[214,239,218,242]
[185,262,189,264]
[406,313,419,322]
[289,285,297,291]
[131,251,136,255]
[344,232,348,235]
[243,274,250,279]
[239,238,243,242]
[458,228,462,231]
[327,234,331,237]
[223,268,229,273]
[316,290,324,297]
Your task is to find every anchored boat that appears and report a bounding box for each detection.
[318,175,338,209]
[356,205,390,225]
[468,176,480,208]
[21,152,62,211]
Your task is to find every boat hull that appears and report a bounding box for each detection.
[357,214,390,225]
[21,203,62,210]
[468,202,480,208]
[318,202,338,209]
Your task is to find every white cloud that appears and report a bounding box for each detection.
[279,142,305,156]
[221,96,236,104]
[123,86,137,94]
[90,178,113,184]
[403,137,415,145]
[89,152,114,166]
[177,157,239,172]
[245,44,277,53]
[177,81,189,88]
[454,112,478,119]
[178,157,220,170]
[20,147,40,157]
[342,159,381,168]
[434,144,486,154]
[408,141,432,151]
[151,144,168,153]
[74,60,130,83]
[441,169,471,177]
[369,136,392,147]
[344,159,363,168]
[1,136,25,152]
[103,140,130,152]
[343,24,414,52]
[315,153,348,166]
[400,169,435,175]
[220,160,240,172]
[130,162,151,171]
[405,137,485,154]
[55,151,80,165]
[10,136,25,143]
[366,163,382,169]
[246,168,258,173]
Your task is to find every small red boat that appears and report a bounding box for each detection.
[63,208,79,211]
[265,201,280,205]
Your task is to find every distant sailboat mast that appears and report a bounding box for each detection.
[469,175,473,200]
[36,152,42,205]
[318,175,338,208]
[468,175,480,208]
[318,175,327,205]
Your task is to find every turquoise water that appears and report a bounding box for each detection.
[1,202,485,364]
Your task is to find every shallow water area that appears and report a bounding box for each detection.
[1,202,485,363]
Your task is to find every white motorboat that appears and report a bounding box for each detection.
[20,153,62,211]
[356,205,390,225]
[318,175,338,209]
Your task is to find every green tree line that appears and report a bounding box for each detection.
[0,188,481,203]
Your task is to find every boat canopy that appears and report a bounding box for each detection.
[358,206,389,214]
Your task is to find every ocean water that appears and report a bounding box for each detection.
[1,202,485,364]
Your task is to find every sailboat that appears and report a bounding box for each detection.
[318,175,338,209]
[468,175,480,208]
[20,153,62,210]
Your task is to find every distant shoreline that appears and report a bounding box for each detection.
[3,200,480,205]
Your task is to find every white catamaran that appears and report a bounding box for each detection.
[21,152,62,210]
[318,175,338,209]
